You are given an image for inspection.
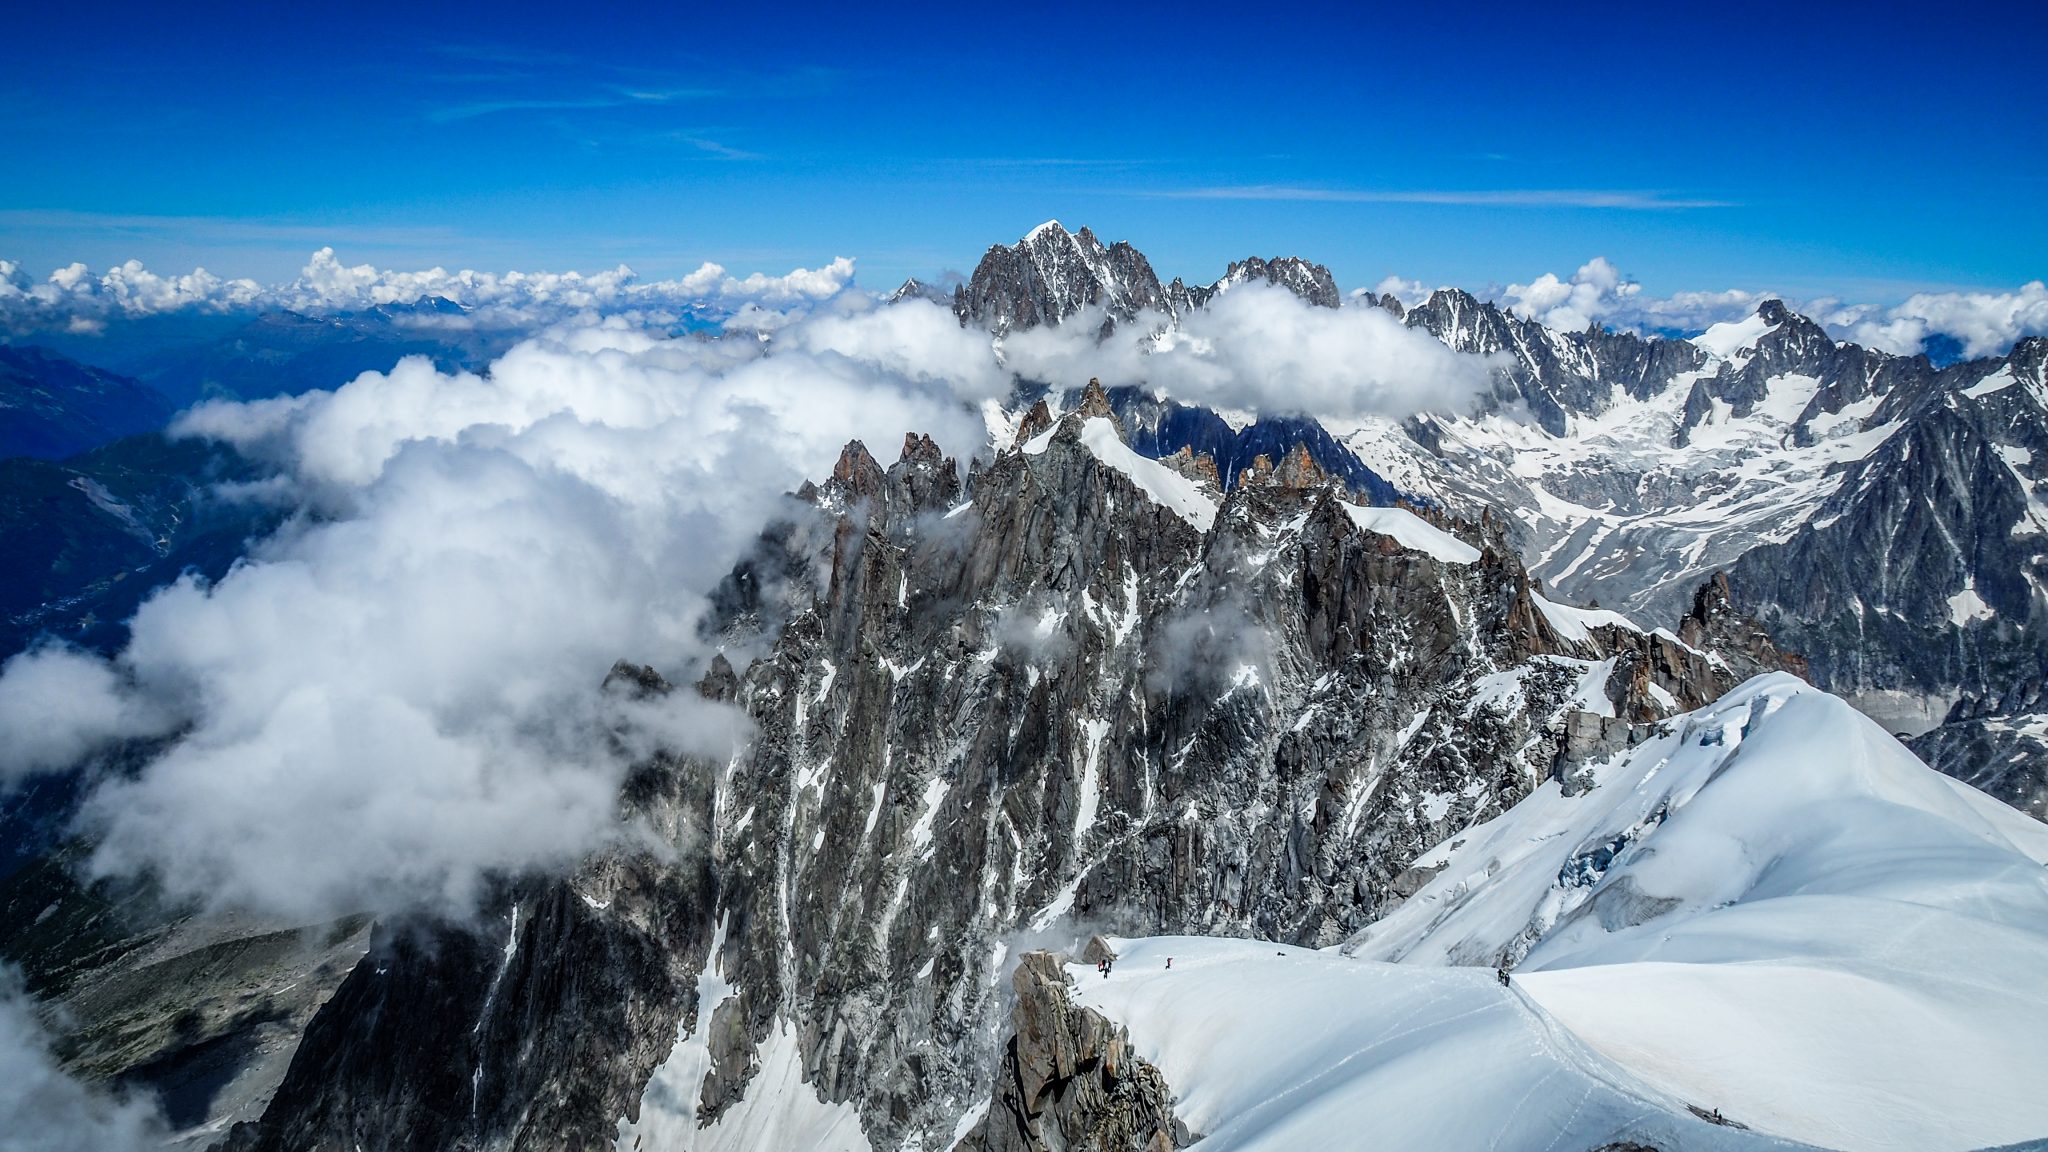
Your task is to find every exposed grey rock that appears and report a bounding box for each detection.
[951,230,2043,792]
[889,278,957,307]
[1176,255,1340,311]
[1384,286,2044,788]
[957,951,1187,1152]
[956,223,1174,334]
[1092,383,1404,504]
[1726,343,2046,719]
[0,843,370,1142]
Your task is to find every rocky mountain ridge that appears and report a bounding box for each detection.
[951,227,2041,728]
[193,388,1798,1151]
[1364,300,2045,732]
[0,344,176,460]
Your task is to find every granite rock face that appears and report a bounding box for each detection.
[218,665,724,1152]
[0,854,371,1142]
[1104,386,1403,505]
[952,227,2043,756]
[1723,340,2048,724]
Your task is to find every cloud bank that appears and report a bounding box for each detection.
[1,301,994,919]
[1260,257,2041,363]
[1484,259,2048,358]
[0,249,857,334]
[1829,281,2048,359]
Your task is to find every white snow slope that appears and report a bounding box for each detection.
[1066,675,2048,1152]
[1024,415,1221,532]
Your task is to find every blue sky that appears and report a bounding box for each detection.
[3,0,2042,299]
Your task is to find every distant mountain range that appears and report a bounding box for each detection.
[0,300,517,660]
[953,224,2045,744]
[0,345,174,460]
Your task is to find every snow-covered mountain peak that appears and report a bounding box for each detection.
[1692,308,1783,361]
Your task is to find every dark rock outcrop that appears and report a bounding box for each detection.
[958,952,1188,1152]
[222,670,725,1152]
[1726,345,2047,723]
[1908,680,2048,820]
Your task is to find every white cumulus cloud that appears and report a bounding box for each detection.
[0,249,859,333]
[1003,282,1495,420]
[1841,281,2048,358]
[1503,257,1638,332]
[0,647,176,781]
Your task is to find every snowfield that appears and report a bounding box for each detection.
[1062,937,1807,1151]
[1064,676,2048,1152]
[1335,365,1908,625]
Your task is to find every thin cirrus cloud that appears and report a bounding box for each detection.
[418,48,840,125]
[1147,184,1736,210]
[628,131,762,160]
[426,87,725,124]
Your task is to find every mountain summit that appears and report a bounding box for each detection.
[952,221,1339,333]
